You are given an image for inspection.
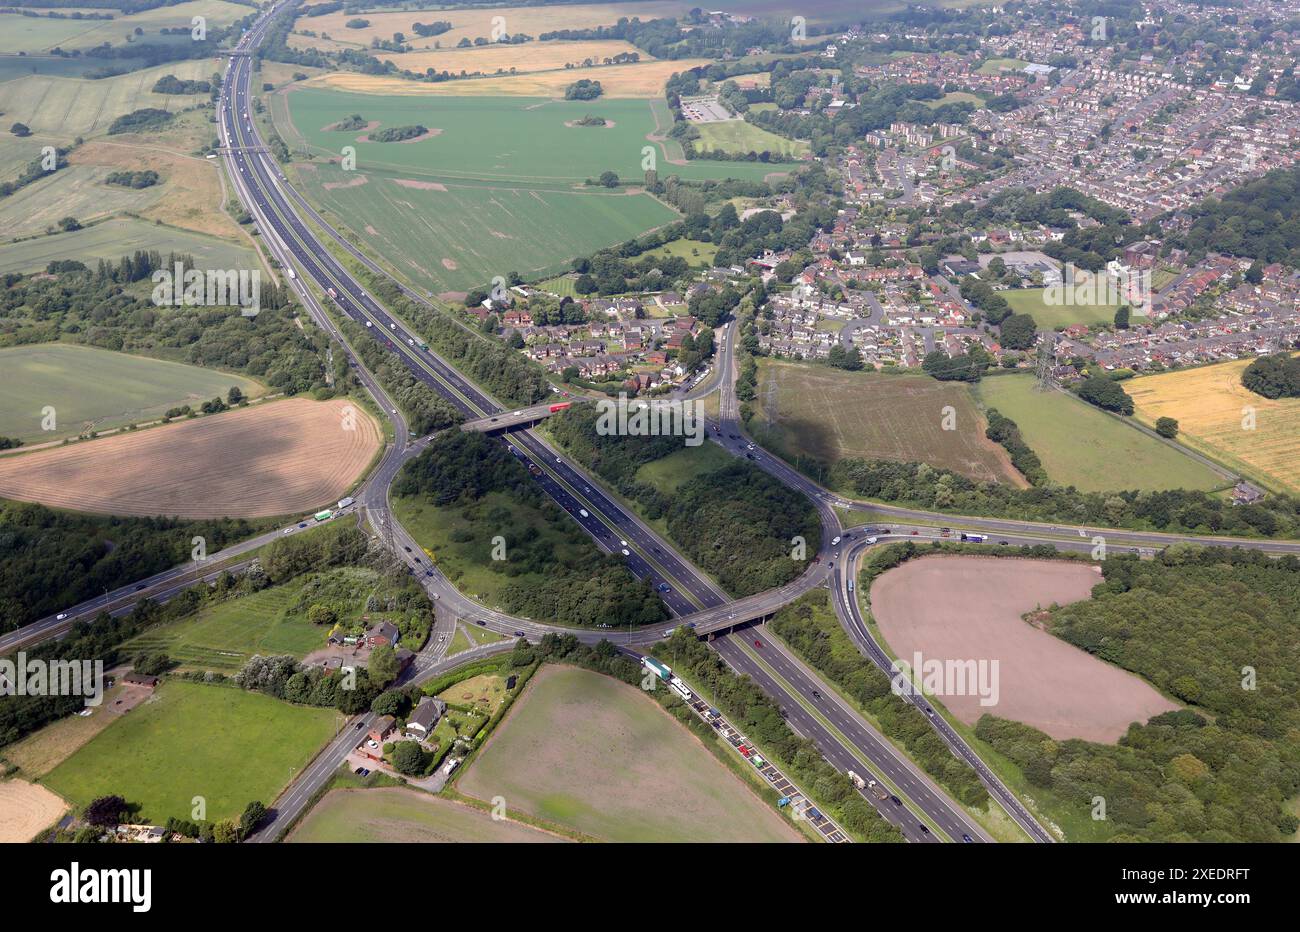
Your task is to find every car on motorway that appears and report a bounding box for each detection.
[513,630,525,637]
[890,795,902,806]
[962,833,974,843]
[657,583,671,593]
[999,540,1010,545]
[621,548,631,556]
[754,639,763,648]
[579,509,589,518]
[403,546,411,552]
[918,824,930,834]
[619,539,628,547]
[56,613,68,620]
[135,584,147,591]
[475,620,486,626]
[811,690,821,699]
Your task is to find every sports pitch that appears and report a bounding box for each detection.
[0,343,262,443]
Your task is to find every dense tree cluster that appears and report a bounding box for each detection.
[828,457,1298,538]
[1075,374,1135,415]
[104,169,159,188]
[0,259,327,395]
[150,74,211,94]
[342,320,463,435]
[107,107,174,135]
[564,79,602,100]
[0,498,265,633]
[547,406,819,597]
[368,124,427,142]
[393,432,667,627]
[1241,351,1300,399]
[1170,165,1300,266]
[361,274,548,406]
[980,547,1300,842]
[983,407,1046,485]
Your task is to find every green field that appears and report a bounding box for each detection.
[0,343,262,443]
[694,120,808,158]
[458,665,800,842]
[0,1,247,53]
[119,572,372,672]
[752,359,1024,485]
[926,91,985,108]
[634,441,735,493]
[0,59,217,139]
[641,237,718,268]
[289,787,563,842]
[391,489,605,615]
[1,165,168,240]
[977,56,1030,75]
[42,681,341,824]
[276,89,788,292]
[0,218,255,276]
[975,374,1223,493]
[1002,287,1125,329]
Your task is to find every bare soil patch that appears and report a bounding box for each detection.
[322,174,368,190]
[870,555,1178,742]
[441,258,458,270]
[0,398,380,519]
[0,780,68,842]
[564,119,617,128]
[392,178,447,191]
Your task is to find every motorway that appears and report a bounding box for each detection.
[16,2,1300,846]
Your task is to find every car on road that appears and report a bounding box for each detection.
[56,613,68,621]
[811,690,821,699]
[918,824,930,834]
[475,620,486,627]
[620,549,631,556]
[962,833,974,843]
[657,583,671,593]
[135,584,146,591]
[555,457,561,463]
[754,639,763,648]
[513,630,525,637]
[579,509,589,518]
[999,540,1010,546]
[619,539,628,547]
[355,722,363,730]
[425,570,434,577]
[283,528,293,534]
[403,546,411,552]
[890,795,902,806]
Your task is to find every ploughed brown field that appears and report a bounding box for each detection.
[869,556,1178,743]
[0,398,379,519]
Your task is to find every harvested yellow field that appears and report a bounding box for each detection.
[0,780,68,842]
[379,39,650,75]
[1128,356,1300,495]
[69,139,244,241]
[297,3,690,51]
[0,397,380,519]
[307,58,708,98]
